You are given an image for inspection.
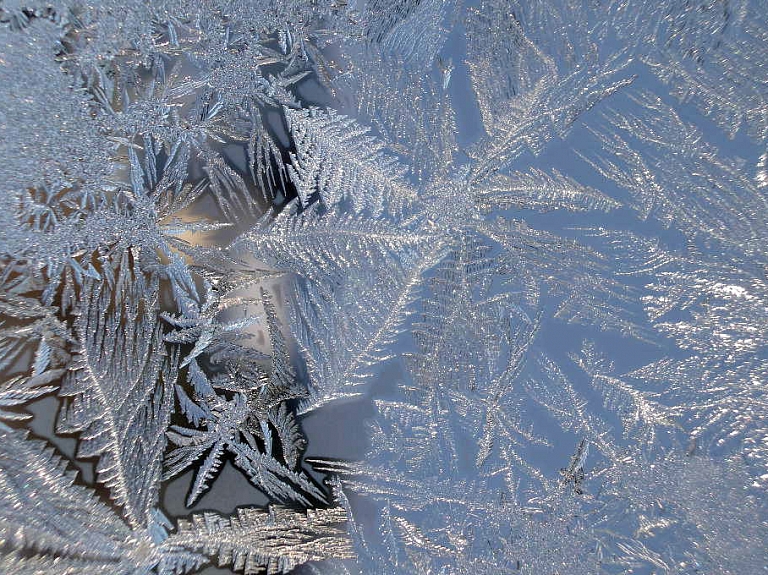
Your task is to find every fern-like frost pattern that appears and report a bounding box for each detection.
[1,0,768,573]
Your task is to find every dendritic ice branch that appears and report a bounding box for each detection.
[165,506,354,575]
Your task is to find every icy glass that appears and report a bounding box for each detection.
[0,0,767,573]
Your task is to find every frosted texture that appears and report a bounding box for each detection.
[1,0,767,573]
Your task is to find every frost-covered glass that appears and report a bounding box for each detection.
[1,0,767,573]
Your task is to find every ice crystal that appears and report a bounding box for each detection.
[2,0,768,573]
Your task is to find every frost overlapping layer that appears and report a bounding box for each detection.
[1,0,767,573]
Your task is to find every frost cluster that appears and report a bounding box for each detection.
[1,0,767,573]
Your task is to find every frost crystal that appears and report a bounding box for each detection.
[2,0,768,573]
